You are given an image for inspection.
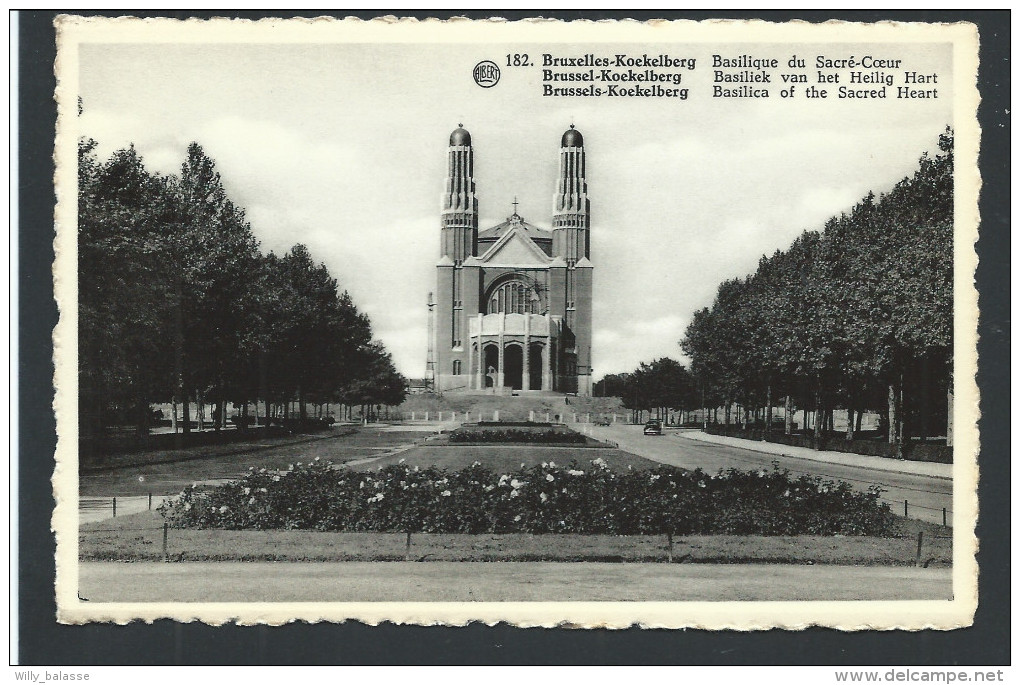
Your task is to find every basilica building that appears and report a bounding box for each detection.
[433,125,593,395]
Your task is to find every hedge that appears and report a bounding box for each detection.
[159,458,895,537]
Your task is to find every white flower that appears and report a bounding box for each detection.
[441,490,452,497]
[472,461,481,467]
[548,461,556,468]
[513,514,522,522]
[296,462,302,467]
[546,473,555,482]
[562,488,568,494]
[541,462,548,468]
[242,487,250,495]
[520,463,526,469]
[314,456,320,461]
[510,479,523,489]
[400,481,407,489]
[219,506,228,513]
[567,470,585,476]
[484,485,495,492]
[248,497,256,505]
[498,474,509,486]
[259,488,268,493]
[757,469,766,478]
[650,474,661,482]
[399,458,406,464]
[288,464,294,470]
[592,458,608,470]
[510,489,519,498]
[184,503,191,511]
[698,481,706,488]
[540,493,548,503]
[359,481,365,489]
[272,475,281,482]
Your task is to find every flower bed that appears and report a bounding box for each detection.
[448,427,587,445]
[159,458,894,537]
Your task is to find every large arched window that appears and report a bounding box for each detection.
[486,279,541,314]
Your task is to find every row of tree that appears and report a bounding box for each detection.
[677,129,954,448]
[79,137,407,451]
[594,359,699,424]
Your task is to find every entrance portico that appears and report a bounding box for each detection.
[470,312,561,392]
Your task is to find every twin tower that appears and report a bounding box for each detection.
[434,125,593,395]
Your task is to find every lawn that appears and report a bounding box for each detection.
[80,510,951,566]
[80,428,428,497]
[351,445,663,473]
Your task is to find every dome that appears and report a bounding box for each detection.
[561,125,583,147]
[449,126,471,146]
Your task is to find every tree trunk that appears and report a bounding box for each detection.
[215,395,224,432]
[298,384,307,423]
[919,354,930,443]
[174,275,188,442]
[846,403,855,441]
[182,391,191,440]
[765,385,773,436]
[888,381,902,456]
[725,401,731,426]
[856,407,864,433]
[812,389,823,449]
[240,400,248,433]
[135,392,148,440]
[784,395,792,435]
[946,386,954,447]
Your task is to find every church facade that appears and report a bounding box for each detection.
[433,125,593,395]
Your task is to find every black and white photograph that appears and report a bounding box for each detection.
[50,16,980,629]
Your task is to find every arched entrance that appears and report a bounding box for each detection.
[529,343,544,391]
[483,345,499,388]
[504,344,523,390]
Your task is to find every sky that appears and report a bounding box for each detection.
[75,32,953,379]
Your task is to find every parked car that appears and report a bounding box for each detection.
[643,419,663,435]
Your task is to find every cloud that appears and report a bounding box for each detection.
[76,42,954,383]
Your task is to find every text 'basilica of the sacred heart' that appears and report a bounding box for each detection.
[434,125,593,396]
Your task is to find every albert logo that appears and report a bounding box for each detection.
[473,60,500,88]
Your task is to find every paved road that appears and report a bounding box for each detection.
[78,561,951,603]
[585,425,953,525]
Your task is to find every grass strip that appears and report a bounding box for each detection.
[80,510,951,566]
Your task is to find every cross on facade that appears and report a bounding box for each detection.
[512,196,519,214]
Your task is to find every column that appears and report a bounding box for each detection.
[497,312,505,390]
[541,344,552,391]
[476,315,484,390]
[522,315,531,391]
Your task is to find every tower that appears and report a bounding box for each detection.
[552,124,590,264]
[441,125,478,262]
[551,125,593,395]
